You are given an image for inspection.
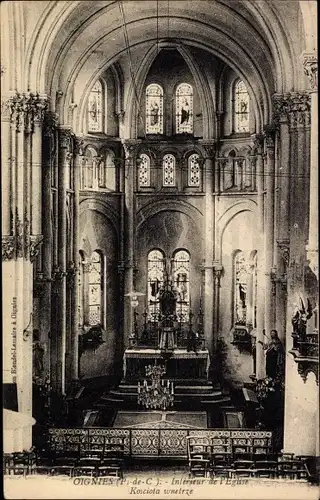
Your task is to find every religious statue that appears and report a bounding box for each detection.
[291,297,313,342]
[33,329,45,380]
[158,283,177,350]
[259,330,284,379]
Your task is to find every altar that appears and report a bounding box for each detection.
[123,348,210,380]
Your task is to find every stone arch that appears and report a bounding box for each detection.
[79,198,119,240]
[136,199,203,231]
[217,199,258,261]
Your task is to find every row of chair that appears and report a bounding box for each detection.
[4,444,125,478]
[189,451,309,480]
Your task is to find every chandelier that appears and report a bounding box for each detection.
[137,364,174,410]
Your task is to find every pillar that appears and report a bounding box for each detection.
[200,142,215,355]
[272,102,291,343]
[253,135,265,379]
[2,92,48,451]
[275,92,319,456]
[122,140,138,349]
[53,128,72,395]
[303,54,318,279]
[38,113,57,379]
[264,127,276,337]
[71,138,84,381]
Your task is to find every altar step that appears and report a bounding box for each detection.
[94,381,230,410]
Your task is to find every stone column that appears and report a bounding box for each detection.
[2,93,48,450]
[272,98,291,343]
[264,127,276,338]
[252,135,265,379]
[71,138,84,381]
[38,113,57,379]
[54,128,72,395]
[275,92,318,456]
[122,140,138,349]
[200,142,215,355]
[303,54,318,279]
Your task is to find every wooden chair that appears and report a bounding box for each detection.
[210,453,233,478]
[255,460,278,478]
[189,458,210,478]
[233,459,255,478]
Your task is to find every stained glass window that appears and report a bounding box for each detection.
[146,84,163,134]
[147,250,165,321]
[176,83,193,134]
[88,81,103,132]
[188,153,200,187]
[234,80,249,133]
[162,154,176,186]
[234,251,248,325]
[172,250,190,322]
[138,154,151,187]
[88,251,102,326]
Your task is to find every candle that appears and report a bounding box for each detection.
[171,383,174,395]
[138,382,140,394]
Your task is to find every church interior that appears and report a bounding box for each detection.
[2,0,319,486]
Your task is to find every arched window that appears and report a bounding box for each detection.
[188,153,200,187]
[138,154,151,187]
[146,84,164,134]
[88,251,103,326]
[88,80,104,133]
[176,83,193,134]
[162,154,176,187]
[147,249,165,321]
[172,250,190,322]
[234,251,248,325]
[234,80,249,133]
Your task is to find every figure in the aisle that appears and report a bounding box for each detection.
[259,330,285,379]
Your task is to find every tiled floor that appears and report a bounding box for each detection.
[4,467,319,500]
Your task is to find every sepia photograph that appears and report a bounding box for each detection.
[1,1,319,498]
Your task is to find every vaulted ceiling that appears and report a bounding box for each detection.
[1,1,316,128]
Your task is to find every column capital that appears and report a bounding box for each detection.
[58,127,74,149]
[277,239,290,270]
[199,140,216,158]
[251,134,264,155]
[273,92,311,129]
[122,139,141,161]
[264,125,276,150]
[74,136,85,156]
[301,51,318,91]
[1,214,40,261]
[3,92,49,132]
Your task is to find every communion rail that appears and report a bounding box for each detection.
[48,428,273,459]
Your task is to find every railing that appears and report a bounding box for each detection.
[48,428,273,459]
